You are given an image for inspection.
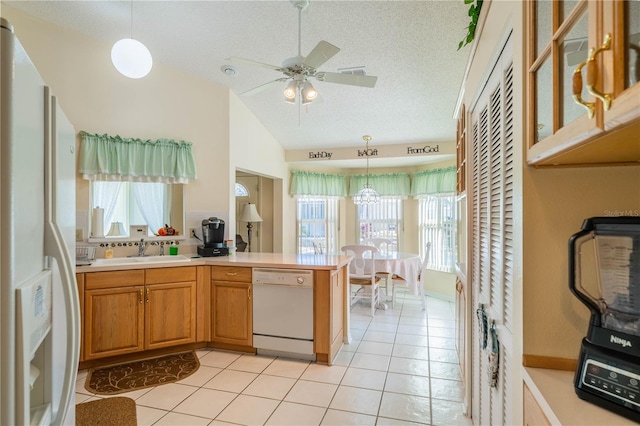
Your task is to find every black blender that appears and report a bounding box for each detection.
[197,217,229,257]
[569,216,640,421]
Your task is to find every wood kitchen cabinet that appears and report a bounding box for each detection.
[83,266,197,360]
[211,266,253,348]
[524,383,551,426]
[76,273,85,362]
[527,0,640,166]
[314,267,346,365]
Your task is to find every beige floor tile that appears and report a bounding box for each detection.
[428,336,456,350]
[362,330,396,343]
[430,377,464,402]
[349,352,391,372]
[367,321,399,333]
[397,324,429,335]
[429,348,458,363]
[320,409,377,425]
[172,388,236,419]
[388,357,430,376]
[177,365,223,387]
[375,416,428,425]
[341,367,386,391]
[262,357,310,379]
[153,411,212,425]
[135,405,168,426]
[105,386,153,401]
[351,328,366,340]
[329,386,382,416]
[265,401,326,426]
[203,369,258,393]
[284,380,338,407]
[352,319,372,330]
[378,392,431,424]
[394,333,429,347]
[392,344,430,360]
[227,353,276,373]
[384,373,430,397]
[398,316,428,326]
[430,398,472,425]
[427,319,456,329]
[242,374,296,399]
[75,378,93,396]
[429,360,461,380]
[300,363,347,384]
[215,394,279,425]
[74,393,94,404]
[428,326,456,338]
[357,340,394,356]
[331,350,355,367]
[135,383,197,411]
[198,350,241,368]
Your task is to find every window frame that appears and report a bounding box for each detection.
[418,193,457,272]
[355,197,403,253]
[295,196,339,254]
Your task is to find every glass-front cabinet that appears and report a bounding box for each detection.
[527,0,640,166]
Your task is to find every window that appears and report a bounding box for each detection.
[235,183,249,197]
[356,197,402,252]
[296,196,339,254]
[91,181,170,237]
[418,194,456,272]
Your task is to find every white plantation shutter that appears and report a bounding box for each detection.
[469,32,515,426]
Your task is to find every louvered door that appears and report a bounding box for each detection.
[469,32,515,425]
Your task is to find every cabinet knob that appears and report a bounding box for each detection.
[586,33,612,111]
[139,288,143,304]
[248,286,251,300]
[146,287,150,303]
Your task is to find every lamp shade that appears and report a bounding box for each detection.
[106,221,126,237]
[111,38,153,79]
[239,203,263,223]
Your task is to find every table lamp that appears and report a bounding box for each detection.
[239,203,263,252]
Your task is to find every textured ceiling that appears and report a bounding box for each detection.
[5,0,471,167]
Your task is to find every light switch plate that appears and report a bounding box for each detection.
[75,228,83,241]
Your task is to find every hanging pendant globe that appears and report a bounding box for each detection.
[111,38,153,79]
[353,183,380,205]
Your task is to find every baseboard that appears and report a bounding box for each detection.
[522,354,577,371]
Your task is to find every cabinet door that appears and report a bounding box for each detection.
[84,286,144,360]
[145,281,197,350]
[211,280,252,346]
[330,269,344,354]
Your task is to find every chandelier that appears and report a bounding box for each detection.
[353,135,380,205]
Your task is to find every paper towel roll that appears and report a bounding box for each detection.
[92,207,104,238]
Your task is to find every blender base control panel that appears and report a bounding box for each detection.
[580,358,640,408]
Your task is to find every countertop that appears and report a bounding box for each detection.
[523,367,637,425]
[76,252,352,273]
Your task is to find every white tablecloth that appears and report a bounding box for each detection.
[366,252,423,295]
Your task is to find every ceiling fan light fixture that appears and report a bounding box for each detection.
[284,80,297,100]
[301,80,318,102]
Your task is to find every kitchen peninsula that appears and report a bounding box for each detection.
[76,253,352,369]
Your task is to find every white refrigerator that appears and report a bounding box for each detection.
[1,18,80,426]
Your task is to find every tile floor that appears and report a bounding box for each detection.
[75,289,472,425]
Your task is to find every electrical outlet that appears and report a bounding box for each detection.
[189,228,197,238]
[75,228,84,241]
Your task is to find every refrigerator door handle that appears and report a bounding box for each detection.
[43,87,80,426]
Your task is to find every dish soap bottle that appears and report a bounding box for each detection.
[104,247,114,259]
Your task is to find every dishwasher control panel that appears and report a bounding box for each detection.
[252,268,314,288]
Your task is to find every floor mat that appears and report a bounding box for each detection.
[85,351,199,395]
[76,396,137,426]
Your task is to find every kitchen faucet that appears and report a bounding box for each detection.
[138,239,148,257]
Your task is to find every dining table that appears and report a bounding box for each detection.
[364,251,423,296]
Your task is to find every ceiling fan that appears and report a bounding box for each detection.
[226,0,377,105]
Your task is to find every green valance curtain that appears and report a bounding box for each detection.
[411,166,456,196]
[289,170,347,197]
[78,131,197,184]
[349,173,411,197]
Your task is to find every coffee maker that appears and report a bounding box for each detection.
[197,217,229,257]
[569,216,640,422]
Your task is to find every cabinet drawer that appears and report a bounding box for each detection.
[85,270,145,290]
[211,266,251,283]
[146,266,197,284]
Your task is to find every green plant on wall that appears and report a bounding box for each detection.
[458,0,484,50]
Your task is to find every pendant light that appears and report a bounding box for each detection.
[111,0,153,79]
[353,135,380,205]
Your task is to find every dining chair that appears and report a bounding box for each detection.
[341,244,381,317]
[391,242,431,310]
[364,238,393,300]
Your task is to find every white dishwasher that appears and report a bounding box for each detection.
[252,268,315,360]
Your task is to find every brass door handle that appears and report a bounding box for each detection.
[145,287,150,303]
[586,33,612,111]
[226,272,238,276]
[572,58,596,118]
[139,289,143,304]
[456,280,463,293]
[247,286,251,300]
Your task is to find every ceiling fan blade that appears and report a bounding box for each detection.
[302,41,340,69]
[226,56,283,72]
[240,78,288,96]
[315,72,377,88]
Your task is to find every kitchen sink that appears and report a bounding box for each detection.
[91,255,191,267]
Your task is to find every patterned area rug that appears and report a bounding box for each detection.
[85,351,199,395]
[76,396,137,426]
